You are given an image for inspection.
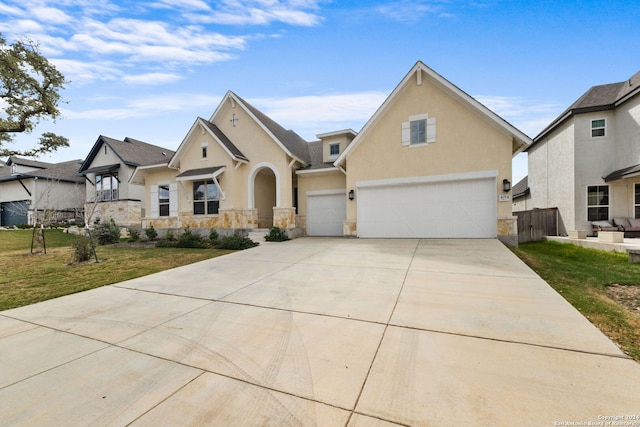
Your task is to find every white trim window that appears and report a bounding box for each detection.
[193,180,220,215]
[95,173,119,201]
[591,119,606,138]
[587,185,609,221]
[402,113,436,146]
[201,142,208,159]
[329,143,340,157]
[635,183,640,218]
[150,183,177,218]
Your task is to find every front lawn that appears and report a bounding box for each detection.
[511,241,640,361]
[0,229,232,311]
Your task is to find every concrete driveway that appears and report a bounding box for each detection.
[1,238,639,426]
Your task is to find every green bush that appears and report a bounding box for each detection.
[128,228,141,242]
[209,229,219,245]
[144,224,158,241]
[93,218,121,245]
[216,233,259,250]
[264,227,290,242]
[175,227,208,248]
[71,236,93,263]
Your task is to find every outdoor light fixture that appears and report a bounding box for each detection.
[348,189,355,200]
[502,179,511,192]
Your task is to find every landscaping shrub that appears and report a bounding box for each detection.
[128,228,141,242]
[209,229,219,246]
[216,233,259,250]
[71,236,93,263]
[264,227,290,242]
[144,224,158,241]
[93,218,121,245]
[175,227,208,248]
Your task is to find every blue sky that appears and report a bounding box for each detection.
[1,0,639,183]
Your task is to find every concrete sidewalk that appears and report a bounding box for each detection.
[1,238,639,426]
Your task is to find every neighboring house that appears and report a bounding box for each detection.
[526,70,640,235]
[131,61,530,245]
[0,156,84,226]
[512,176,532,211]
[78,136,175,228]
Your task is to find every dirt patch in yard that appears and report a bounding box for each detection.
[607,284,640,315]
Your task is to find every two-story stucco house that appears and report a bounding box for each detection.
[131,61,530,245]
[78,136,175,228]
[525,70,640,235]
[0,157,85,226]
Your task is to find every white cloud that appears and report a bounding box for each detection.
[122,72,183,85]
[186,0,324,26]
[31,7,73,24]
[376,1,445,23]
[64,93,220,120]
[474,95,562,138]
[250,91,388,139]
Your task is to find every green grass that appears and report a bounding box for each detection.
[0,229,232,311]
[511,241,640,361]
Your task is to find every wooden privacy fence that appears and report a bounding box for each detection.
[514,208,558,244]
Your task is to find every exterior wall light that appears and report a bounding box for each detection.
[502,179,511,192]
[348,189,355,200]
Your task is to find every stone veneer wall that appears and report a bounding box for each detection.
[497,216,518,247]
[86,200,141,228]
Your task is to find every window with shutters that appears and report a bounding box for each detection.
[159,185,170,216]
[402,113,436,146]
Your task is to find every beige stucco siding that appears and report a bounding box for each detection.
[344,77,514,222]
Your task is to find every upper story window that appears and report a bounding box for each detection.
[201,142,208,159]
[587,185,608,221]
[11,164,17,174]
[329,143,340,156]
[411,119,426,144]
[591,119,606,138]
[95,173,119,201]
[402,113,436,146]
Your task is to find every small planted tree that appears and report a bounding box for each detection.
[93,218,121,245]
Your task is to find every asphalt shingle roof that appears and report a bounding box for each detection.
[233,93,311,165]
[197,119,249,162]
[532,70,640,144]
[79,136,175,173]
[0,158,83,183]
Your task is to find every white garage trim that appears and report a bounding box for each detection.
[356,170,499,188]
[307,189,346,196]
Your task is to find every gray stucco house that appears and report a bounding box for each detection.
[522,70,640,236]
[0,157,85,226]
[78,136,175,229]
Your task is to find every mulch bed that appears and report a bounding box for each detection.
[607,284,640,315]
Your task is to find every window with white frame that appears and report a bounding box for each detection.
[635,184,640,218]
[329,143,340,156]
[193,180,220,215]
[402,113,436,146]
[158,185,170,216]
[201,142,208,159]
[95,173,119,201]
[587,185,609,221]
[591,119,606,137]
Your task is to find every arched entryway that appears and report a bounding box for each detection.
[248,163,279,228]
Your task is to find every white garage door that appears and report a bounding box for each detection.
[307,190,346,236]
[357,173,497,238]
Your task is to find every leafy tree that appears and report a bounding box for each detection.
[0,34,69,157]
